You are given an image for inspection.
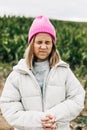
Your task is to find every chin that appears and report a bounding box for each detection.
[37,57,48,62]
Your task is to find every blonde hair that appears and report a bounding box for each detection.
[24,36,60,69]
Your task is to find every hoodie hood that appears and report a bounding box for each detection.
[13,58,69,75]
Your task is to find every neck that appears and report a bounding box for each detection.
[34,57,49,62]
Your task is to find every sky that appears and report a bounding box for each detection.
[0,0,87,22]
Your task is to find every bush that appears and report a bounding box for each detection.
[0,15,87,77]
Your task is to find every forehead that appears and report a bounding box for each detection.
[35,33,52,41]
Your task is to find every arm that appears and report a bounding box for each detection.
[45,68,85,123]
[0,71,45,130]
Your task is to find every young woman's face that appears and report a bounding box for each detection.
[33,33,53,62]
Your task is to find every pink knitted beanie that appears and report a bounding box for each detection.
[28,15,56,44]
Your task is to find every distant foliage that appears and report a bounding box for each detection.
[0,16,34,63]
[0,16,87,77]
[52,20,87,77]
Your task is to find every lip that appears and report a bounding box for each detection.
[38,51,47,56]
[39,50,47,53]
[39,51,47,55]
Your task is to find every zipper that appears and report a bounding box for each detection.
[28,70,44,111]
[43,66,56,110]
[27,66,56,112]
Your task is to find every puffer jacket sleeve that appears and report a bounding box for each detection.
[45,68,85,123]
[0,71,45,130]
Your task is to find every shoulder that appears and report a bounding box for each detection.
[8,70,20,79]
[55,60,75,79]
[55,60,70,75]
[56,59,69,68]
[6,70,21,86]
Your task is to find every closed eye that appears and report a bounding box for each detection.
[36,41,42,44]
[45,41,52,45]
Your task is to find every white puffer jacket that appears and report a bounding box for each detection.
[0,59,85,130]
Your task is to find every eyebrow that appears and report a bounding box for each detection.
[35,39,52,42]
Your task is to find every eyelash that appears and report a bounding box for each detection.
[36,42,50,45]
[37,42,42,44]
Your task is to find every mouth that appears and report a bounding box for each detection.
[39,50,47,53]
[39,51,47,55]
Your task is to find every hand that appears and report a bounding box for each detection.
[41,115,57,130]
[43,128,56,130]
[43,127,56,130]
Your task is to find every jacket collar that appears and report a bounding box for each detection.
[13,58,69,75]
[55,59,69,68]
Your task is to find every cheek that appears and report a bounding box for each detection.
[33,44,39,49]
[49,46,53,53]
[33,45,39,55]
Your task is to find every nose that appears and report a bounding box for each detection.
[40,44,47,49]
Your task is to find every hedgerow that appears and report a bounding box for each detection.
[0,16,87,81]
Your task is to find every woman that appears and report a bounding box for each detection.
[0,15,85,130]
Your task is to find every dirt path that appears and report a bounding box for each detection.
[0,111,13,130]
